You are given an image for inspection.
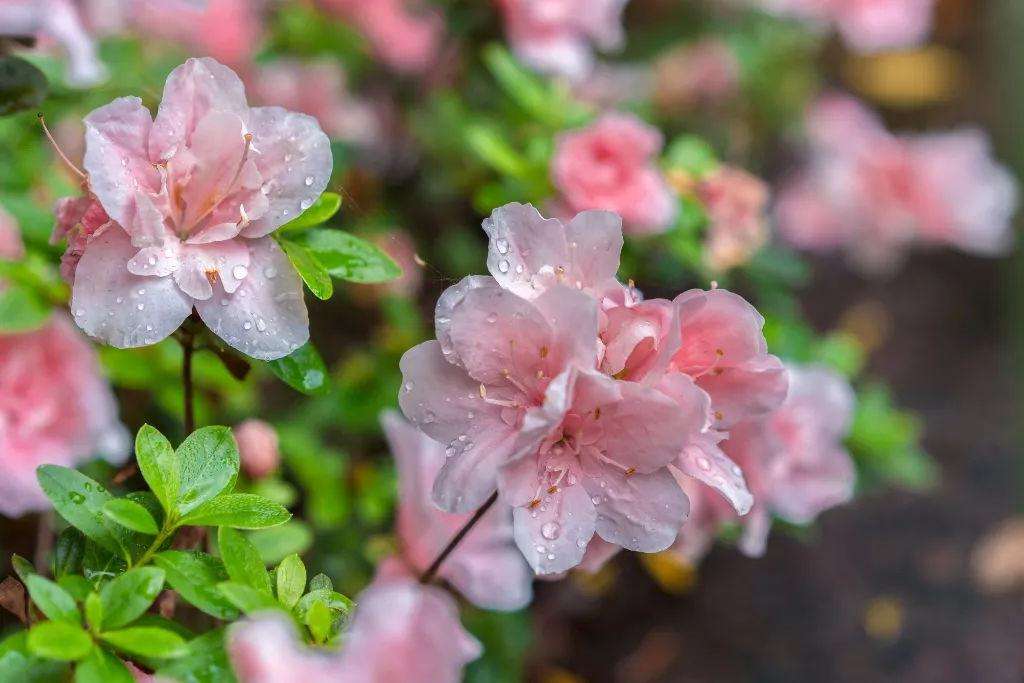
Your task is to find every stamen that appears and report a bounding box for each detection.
[205,269,219,285]
[624,467,636,476]
[539,346,549,358]
[714,411,724,421]
[528,499,541,510]
[38,113,86,180]
[594,407,601,420]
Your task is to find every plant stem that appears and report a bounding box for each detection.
[419,491,499,585]
[133,523,176,569]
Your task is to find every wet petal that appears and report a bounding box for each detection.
[675,435,753,515]
[512,482,597,574]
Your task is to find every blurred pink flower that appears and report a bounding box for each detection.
[0,0,108,86]
[383,410,533,606]
[654,39,741,113]
[552,113,678,234]
[0,316,128,517]
[0,204,24,261]
[318,0,442,74]
[673,364,856,560]
[62,57,332,360]
[233,419,279,480]
[498,0,629,81]
[228,614,346,682]
[698,165,770,271]
[127,0,262,68]
[776,93,1018,273]
[759,0,935,52]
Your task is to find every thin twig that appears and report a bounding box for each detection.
[419,491,499,585]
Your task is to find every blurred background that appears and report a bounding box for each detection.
[1,0,1023,681]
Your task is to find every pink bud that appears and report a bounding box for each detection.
[234,420,280,480]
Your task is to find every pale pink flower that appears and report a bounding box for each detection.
[758,0,935,53]
[62,57,331,360]
[248,59,383,147]
[776,93,1018,273]
[50,195,109,283]
[697,165,770,271]
[497,0,630,81]
[0,204,24,261]
[383,410,533,607]
[673,364,856,560]
[399,272,698,574]
[552,113,678,234]
[228,614,346,683]
[233,419,279,480]
[0,316,128,517]
[0,0,108,86]
[318,0,442,74]
[126,0,262,68]
[654,39,741,113]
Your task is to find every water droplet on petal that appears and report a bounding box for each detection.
[300,198,312,211]
[495,238,509,254]
[243,321,252,330]
[137,303,145,311]
[232,265,248,280]
[541,522,561,540]
[486,312,497,323]
[304,176,314,186]
[498,259,510,273]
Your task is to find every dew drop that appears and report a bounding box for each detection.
[498,259,510,273]
[115,296,124,304]
[300,198,312,211]
[232,265,248,280]
[220,299,229,307]
[541,522,561,540]
[546,553,555,561]
[304,176,314,186]
[422,410,436,424]
[486,312,498,323]
[243,321,252,330]
[256,318,267,332]
[136,303,145,311]
[495,238,509,254]
[264,266,277,279]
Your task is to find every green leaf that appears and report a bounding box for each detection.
[278,192,342,233]
[217,527,271,595]
[100,627,186,659]
[181,494,291,530]
[58,576,92,603]
[308,573,332,593]
[266,343,329,395]
[102,499,159,535]
[0,649,68,683]
[300,229,401,283]
[249,522,314,566]
[295,589,352,620]
[10,555,35,582]
[176,427,240,516]
[280,239,333,300]
[25,576,80,624]
[155,628,236,683]
[216,582,280,614]
[135,425,180,515]
[36,466,120,555]
[84,593,102,633]
[0,56,48,117]
[27,622,92,661]
[664,135,720,177]
[52,529,86,579]
[98,567,165,631]
[152,551,238,620]
[275,554,306,609]
[0,285,49,333]
[74,647,133,683]
[305,600,331,644]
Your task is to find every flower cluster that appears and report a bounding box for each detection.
[775,93,1019,273]
[756,0,937,53]
[399,202,788,574]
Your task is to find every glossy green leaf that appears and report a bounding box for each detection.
[249,522,314,566]
[175,427,239,516]
[280,239,333,300]
[275,554,306,609]
[305,599,331,644]
[308,573,332,592]
[300,229,401,283]
[181,494,291,530]
[155,628,236,683]
[25,576,79,624]
[217,527,271,595]
[152,551,238,620]
[74,647,133,683]
[84,593,102,633]
[135,425,179,514]
[216,582,280,614]
[10,555,34,582]
[98,567,165,631]
[266,343,329,395]
[100,627,186,659]
[36,466,120,555]
[52,529,86,579]
[0,56,48,117]
[27,622,92,661]
[102,499,159,535]
[278,192,342,233]
[58,576,92,603]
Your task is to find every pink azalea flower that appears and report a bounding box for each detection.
[758,0,936,53]
[552,113,678,235]
[697,165,770,271]
[247,59,383,147]
[126,0,263,68]
[50,195,109,283]
[334,559,482,682]
[0,0,108,86]
[318,0,442,75]
[60,57,332,360]
[497,0,630,81]
[0,204,24,261]
[0,316,128,517]
[233,419,279,480]
[654,39,742,113]
[673,364,856,561]
[383,410,532,609]
[228,614,347,682]
[777,94,1018,273]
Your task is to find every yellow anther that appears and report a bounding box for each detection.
[539,346,549,358]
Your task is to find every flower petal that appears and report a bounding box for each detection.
[434,274,495,367]
[512,481,597,574]
[150,57,249,162]
[70,225,192,349]
[698,354,789,428]
[241,106,332,237]
[675,435,753,515]
[194,237,307,360]
[582,463,689,553]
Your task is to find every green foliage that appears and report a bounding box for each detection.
[100,626,187,659]
[850,384,938,491]
[27,622,91,661]
[299,229,402,283]
[74,648,134,683]
[267,342,330,395]
[280,238,334,300]
[279,192,343,233]
[0,56,48,117]
[218,528,272,595]
[102,499,159,535]
[153,551,239,620]
[97,568,165,630]
[25,576,79,624]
